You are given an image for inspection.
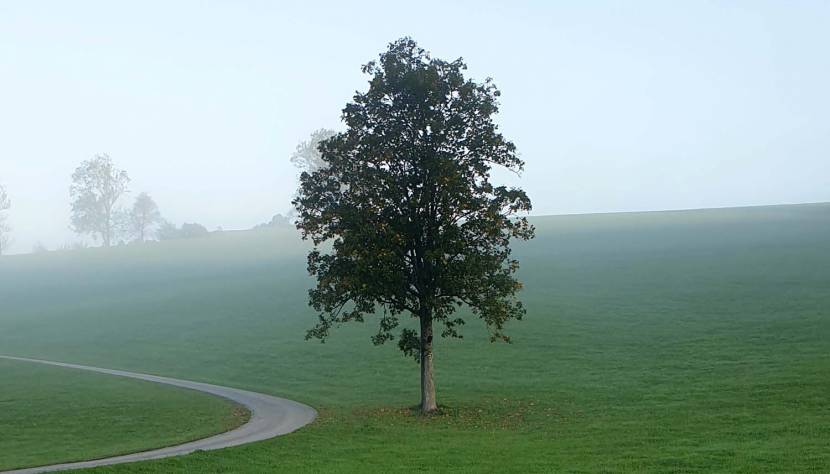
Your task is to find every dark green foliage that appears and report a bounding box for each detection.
[294,38,534,362]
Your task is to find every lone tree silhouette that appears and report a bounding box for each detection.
[293,38,534,413]
[129,192,162,242]
[70,154,130,247]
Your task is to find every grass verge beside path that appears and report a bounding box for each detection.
[0,359,249,471]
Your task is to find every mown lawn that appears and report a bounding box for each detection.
[0,203,828,472]
[0,359,248,471]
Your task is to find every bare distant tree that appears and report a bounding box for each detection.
[129,192,162,242]
[70,154,130,247]
[0,184,10,255]
[290,128,336,174]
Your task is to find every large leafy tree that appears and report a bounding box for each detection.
[294,38,534,413]
[70,154,130,247]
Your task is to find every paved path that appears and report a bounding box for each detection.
[0,355,317,474]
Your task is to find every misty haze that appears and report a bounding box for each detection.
[1,2,829,473]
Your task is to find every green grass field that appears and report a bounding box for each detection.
[0,358,248,471]
[0,203,828,472]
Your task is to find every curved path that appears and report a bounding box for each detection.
[0,355,317,474]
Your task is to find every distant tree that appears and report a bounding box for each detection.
[58,241,89,251]
[156,221,209,240]
[70,154,130,247]
[0,184,10,255]
[129,192,162,242]
[253,213,291,229]
[156,220,179,241]
[294,38,534,414]
[179,222,209,238]
[32,241,48,254]
[290,128,337,174]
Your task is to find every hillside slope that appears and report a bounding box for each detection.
[1,203,828,472]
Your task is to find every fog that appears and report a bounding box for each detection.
[1,1,829,255]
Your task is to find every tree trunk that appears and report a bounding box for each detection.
[103,212,111,247]
[419,315,437,413]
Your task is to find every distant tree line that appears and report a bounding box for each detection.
[1,128,330,255]
[62,154,213,250]
[252,213,291,229]
[157,221,209,240]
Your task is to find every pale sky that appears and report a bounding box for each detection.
[1,1,828,254]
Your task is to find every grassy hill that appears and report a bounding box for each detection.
[0,358,247,471]
[1,203,828,472]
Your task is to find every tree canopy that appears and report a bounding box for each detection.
[293,38,534,413]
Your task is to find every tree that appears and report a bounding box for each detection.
[253,213,291,229]
[156,219,179,241]
[156,220,209,240]
[129,192,162,242]
[293,38,534,414]
[58,241,89,251]
[70,154,130,247]
[0,184,10,255]
[179,222,209,238]
[290,128,337,174]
